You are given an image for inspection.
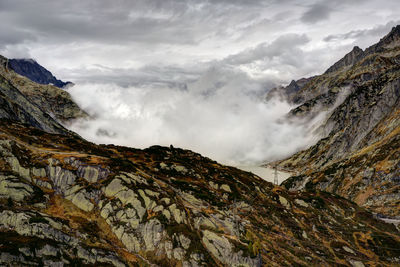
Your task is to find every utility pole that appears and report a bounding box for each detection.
[274,165,278,185]
[5,58,8,72]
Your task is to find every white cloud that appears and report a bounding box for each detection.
[68,65,322,165]
[224,34,310,65]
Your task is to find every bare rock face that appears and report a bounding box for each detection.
[272,26,400,217]
[0,74,68,134]
[0,120,399,266]
[0,55,87,123]
[324,46,365,74]
[202,230,258,267]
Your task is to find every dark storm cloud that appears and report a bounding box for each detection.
[0,0,396,49]
[224,33,310,66]
[0,0,277,47]
[300,3,332,24]
[0,25,36,46]
[0,0,398,86]
[300,0,369,24]
[324,21,400,43]
[0,0,193,45]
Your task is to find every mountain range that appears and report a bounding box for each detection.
[0,27,399,266]
[270,25,400,218]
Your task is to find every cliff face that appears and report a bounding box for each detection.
[0,55,87,123]
[8,58,71,88]
[0,58,69,135]
[275,26,400,217]
[0,120,399,266]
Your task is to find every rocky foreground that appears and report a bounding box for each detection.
[0,119,399,266]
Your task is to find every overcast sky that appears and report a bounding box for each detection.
[1,0,399,87]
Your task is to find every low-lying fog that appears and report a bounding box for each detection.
[67,65,323,166]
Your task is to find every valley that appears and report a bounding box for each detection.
[0,8,399,266]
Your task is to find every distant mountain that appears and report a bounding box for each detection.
[8,58,71,88]
[0,55,87,123]
[0,56,71,134]
[271,25,400,218]
[266,77,314,103]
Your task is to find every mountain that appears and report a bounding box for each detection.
[266,77,314,103]
[0,56,71,135]
[324,46,365,74]
[0,55,87,123]
[0,29,400,266]
[8,58,71,88]
[272,26,400,217]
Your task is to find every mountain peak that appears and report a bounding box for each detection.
[381,24,400,43]
[324,45,365,74]
[377,24,400,45]
[285,80,300,94]
[352,45,362,52]
[8,58,71,88]
[365,24,400,54]
[389,24,400,36]
[17,58,37,64]
[324,25,400,74]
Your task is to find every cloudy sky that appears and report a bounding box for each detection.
[1,0,399,85]
[1,0,399,164]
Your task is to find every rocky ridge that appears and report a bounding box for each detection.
[270,26,400,217]
[8,58,71,88]
[0,61,69,135]
[0,55,87,123]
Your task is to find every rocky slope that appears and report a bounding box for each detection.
[0,55,87,123]
[0,119,400,266]
[271,26,400,217]
[266,77,314,103]
[0,64,69,135]
[8,58,71,88]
